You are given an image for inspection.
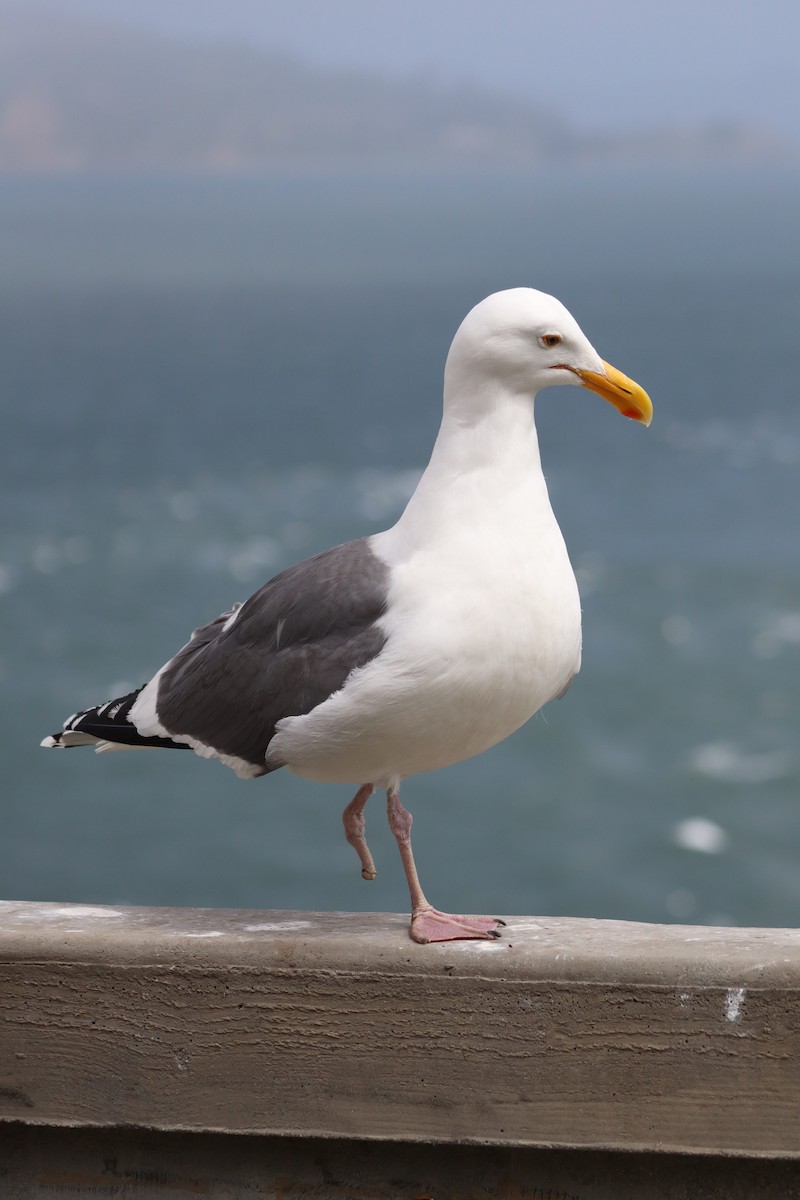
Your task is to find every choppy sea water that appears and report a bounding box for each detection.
[2,170,800,927]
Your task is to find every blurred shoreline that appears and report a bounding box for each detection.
[1,6,797,175]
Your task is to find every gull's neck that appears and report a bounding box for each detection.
[432,369,543,474]
[385,373,554,553]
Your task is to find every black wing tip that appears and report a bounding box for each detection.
[42,685,191,752]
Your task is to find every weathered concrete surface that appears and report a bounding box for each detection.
[4,1125,800,1200]
[1,901,800,1157]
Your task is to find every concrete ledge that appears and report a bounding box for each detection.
[1,901,800,1159]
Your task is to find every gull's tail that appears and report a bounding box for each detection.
[41,686,190,754]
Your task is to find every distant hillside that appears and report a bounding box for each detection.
[0,6,796,173]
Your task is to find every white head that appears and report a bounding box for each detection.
[444,287,652,425]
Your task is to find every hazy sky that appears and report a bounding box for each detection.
[37,0,800,141]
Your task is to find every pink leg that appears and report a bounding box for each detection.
[342,783,377,880]
[386,786,505,945]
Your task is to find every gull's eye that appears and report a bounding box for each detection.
[539,333,562,349]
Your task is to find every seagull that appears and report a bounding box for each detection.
[42,288,652,944]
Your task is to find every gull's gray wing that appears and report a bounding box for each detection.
[155,537,389,774]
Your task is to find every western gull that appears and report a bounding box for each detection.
[42,288,652,943]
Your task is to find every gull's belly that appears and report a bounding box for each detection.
[273,544,582,785]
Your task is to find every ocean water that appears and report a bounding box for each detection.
[2,169,800,928]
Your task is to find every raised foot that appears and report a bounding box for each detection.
[409,907,506,945]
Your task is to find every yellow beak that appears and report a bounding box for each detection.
[571,361,653,426]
